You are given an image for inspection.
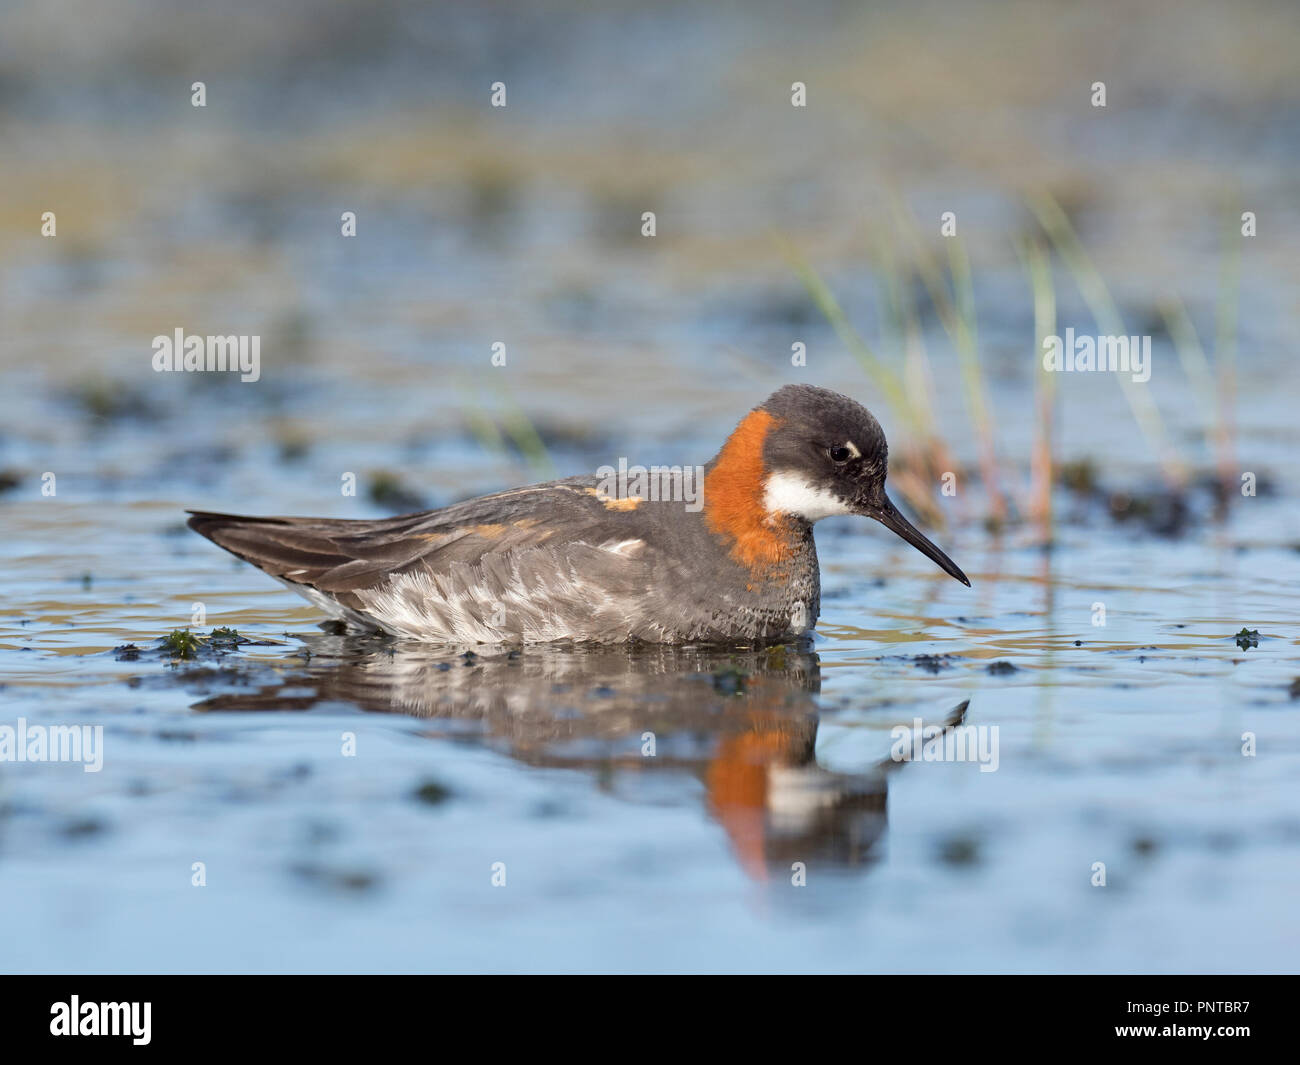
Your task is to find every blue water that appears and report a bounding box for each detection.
[2,0,1299,973]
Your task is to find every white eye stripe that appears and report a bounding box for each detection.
[842,441,861,458]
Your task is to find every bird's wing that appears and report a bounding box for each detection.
[187,476,651,599]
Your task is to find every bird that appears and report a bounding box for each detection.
[187,384,969,643]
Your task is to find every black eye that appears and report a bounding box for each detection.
[828,446,852,464]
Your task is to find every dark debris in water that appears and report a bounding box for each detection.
[913,655,950,674]
[1234,627,1260,650]
[1058,458,1100,495]
[876,653,961,673]
[65,379,161,426]
[60,817,109,840]
[1106,490,1190,537]
[527,416,612,453]
[413,780,452,806]
[986,660,1018,675]
[208,626,243,647]
[275,424,312,462]
[1056,460,1270,537]
[531,798,569,819]
[368,470,427,511]
[290,862,380,894]
[1131,835,1160,857]
[154,729,200,743]
[936,833,981,867]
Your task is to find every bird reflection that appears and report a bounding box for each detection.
[194,635,969,881]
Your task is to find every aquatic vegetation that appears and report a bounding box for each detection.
[790,194,1247,537]
[891,201,1007,527]
[455,377,558,481]
[154,627,258,661]
[1022,235,1058,533]
[1026,192,1182,487]
[160,629,203,660]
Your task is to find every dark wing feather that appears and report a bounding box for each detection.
[186,476,622,598]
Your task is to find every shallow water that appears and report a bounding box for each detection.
[3,0,1299,973]
[3,484,1299,973]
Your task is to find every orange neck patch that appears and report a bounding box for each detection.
[706,719,807,883]
[704,409,798,571]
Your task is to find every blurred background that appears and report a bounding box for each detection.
[1,0,1297,510]
[1,0,1298,974]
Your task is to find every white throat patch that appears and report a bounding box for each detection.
[762,471,854,521]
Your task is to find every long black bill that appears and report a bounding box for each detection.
[869,494,971,587]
